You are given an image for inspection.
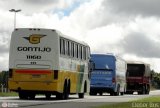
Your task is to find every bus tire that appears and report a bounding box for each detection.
[99,92,103,96]
[56,93,64,100]
[114,85,120,96]
[64,80,69,99]
[78,93,84,98]
[56,80,69,100]
[146,85,150,94]
[28,93,35,100]
[138,91,142,95]
[90,88,97,95]
[110,92,114,96]
[90,92,97,96]
[19,91,28,99]
[142,86,146,95]
[45,93,51,99]
[78,82,86,98]
[138,86,145,95]
[127,91,133,94]
[120,92,124,95]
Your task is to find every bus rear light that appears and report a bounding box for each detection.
[112,77,115,83]
[15,70,51,74]
[54,70,58,79]
[9,69,13,78]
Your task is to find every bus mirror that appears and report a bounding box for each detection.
[89,60,95,72]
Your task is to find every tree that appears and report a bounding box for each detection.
[0,71,9,88]
[151,70,160,89]
[0,71,2,84]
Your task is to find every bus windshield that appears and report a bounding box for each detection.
[127,64,145,77]
[91,55,114,70]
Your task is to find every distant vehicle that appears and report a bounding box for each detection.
[90,54,127,96]
[126,62,151,95]
[8,28,91,99]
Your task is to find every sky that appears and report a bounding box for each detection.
[0,0,160,72]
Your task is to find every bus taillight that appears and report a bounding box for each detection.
[54,70,58,79]
[112,77,115,83]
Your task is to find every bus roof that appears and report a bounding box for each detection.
[14,28,89,46]
[127,61,150,66]
[91,53,115,57]
[91,53,125,61]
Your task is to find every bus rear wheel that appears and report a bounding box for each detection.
[120,92,124,95]
[145,85,150,94]
[19,91,28,99]
[64,80,70,99]
[45,93,51,99]
[56,80,69,100]
[56,93,64,100]
[114,85,120,96]
[78,82,87,98]
[78,93,84,98]
[90,92,97,96]
[28,93,35,100]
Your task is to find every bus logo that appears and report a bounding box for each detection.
[23,34,46,44]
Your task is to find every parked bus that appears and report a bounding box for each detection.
[8,28,91,99]
[90,54,127,96]
[126,62,151,95]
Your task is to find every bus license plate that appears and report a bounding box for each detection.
[32,75,41,78]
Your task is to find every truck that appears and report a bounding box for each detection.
[90,54,127,96]
[126,62,151,95]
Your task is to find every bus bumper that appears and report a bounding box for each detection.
[8,80,61,93]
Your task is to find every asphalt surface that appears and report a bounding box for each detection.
[1,90,160,108]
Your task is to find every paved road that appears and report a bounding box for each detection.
[1,90,160,108]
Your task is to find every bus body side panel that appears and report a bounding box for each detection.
[115,57,127,93]
[59,56,89,94]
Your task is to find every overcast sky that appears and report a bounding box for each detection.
[0,0,160,72]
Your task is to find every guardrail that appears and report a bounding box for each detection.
[0,84,9,93]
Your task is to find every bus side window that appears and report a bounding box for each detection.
[71,42,74,57]
[80,45,83,60]
[67,41,70,56]
[87,47,91,60]
[76,44,78,59]
[60,38,65,55]
[65,40,68,56]
[60,38,62,54]
[83,46,86,60]
[62,39,65,55]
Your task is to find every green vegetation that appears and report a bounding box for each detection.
[95,96,160,108]
[0,71,9,88]
[0,92,18,97]
[134,96,160,102]
[151,70,160,89]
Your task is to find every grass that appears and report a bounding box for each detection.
[95,96,160,108]
[0,92,18,97]
[134,96,160,102]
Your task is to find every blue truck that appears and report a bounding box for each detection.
[90,54,127,96]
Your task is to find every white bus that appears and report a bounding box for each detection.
[8,28,91,99]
